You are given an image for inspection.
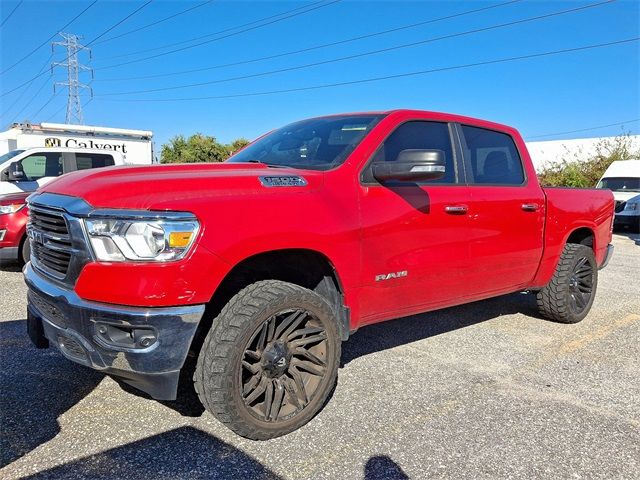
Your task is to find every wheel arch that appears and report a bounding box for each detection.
[565,226,596,251]
[191,248,349,357]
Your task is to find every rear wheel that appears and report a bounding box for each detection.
[536,243,597,323]
[194,280,340,440]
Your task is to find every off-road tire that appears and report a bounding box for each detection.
[194,280,341,440]
[536,243,598,324]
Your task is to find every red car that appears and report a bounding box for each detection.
[0,192,30,265]
[24,110,614,439]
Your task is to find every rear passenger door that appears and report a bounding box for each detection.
[72,153,116,171]
[457,124,545,295]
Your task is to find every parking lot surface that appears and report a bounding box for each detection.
[1,233,639,479]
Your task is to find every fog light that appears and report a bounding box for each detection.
[94,322,158,350]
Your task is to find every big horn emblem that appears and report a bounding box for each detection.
[44,137,61,147]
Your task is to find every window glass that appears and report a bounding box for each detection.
[0,149,24,164]
[228,115,384,170]
[75,153,115,170]
[369,121,456,184]
[461,125,525,185]
[597,177,640,192]
[19,153,63,181]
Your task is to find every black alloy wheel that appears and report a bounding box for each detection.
[567,255,594,316]
[240,309,329,423]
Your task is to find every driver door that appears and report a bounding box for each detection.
[357,119,472,323]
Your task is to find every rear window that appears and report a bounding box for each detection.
[461,125,525,186]
[75,153,115,170]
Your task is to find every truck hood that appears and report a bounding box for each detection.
[39,163,324,210]
[611,190,640,203]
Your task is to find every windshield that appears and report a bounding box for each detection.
[228,115,384,170]
[597,177,640,192]
[0,150,25,164]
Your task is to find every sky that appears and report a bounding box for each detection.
[1,0,639,150]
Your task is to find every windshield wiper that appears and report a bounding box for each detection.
[242,159,290,169]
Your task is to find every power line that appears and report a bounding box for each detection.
[98,0,616,96]
[2,54,52,118]
[1,0,152,96]
[44,98,68,122]
[1,0,98,75]
[93,0,215,45]
[96,0,523,82]
[86,0,154,46]
[95,37,639,103]
[96,0,342,69]
[12,75,51,121]
[0,0,23,28]
[526,119,640,139]
[100,0,333,61]
[30,94,59,120]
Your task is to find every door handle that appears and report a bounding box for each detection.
[521,203,540,212]
[445,205,468,215]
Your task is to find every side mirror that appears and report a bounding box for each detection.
[8,161,25,181]
[372,149,446,182]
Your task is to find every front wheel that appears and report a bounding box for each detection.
[536,243,598,324]
[194,280,341,440]
[19,235,30,265]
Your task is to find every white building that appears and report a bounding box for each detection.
[525,135,640,172]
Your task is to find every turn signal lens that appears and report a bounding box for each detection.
[168,231,194,248]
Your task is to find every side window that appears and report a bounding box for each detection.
[461,125,525,185]
[19,153,63,181]
[368,121,456,184]
[75,153,115,170]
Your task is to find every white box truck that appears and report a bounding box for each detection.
[0,122,154,195]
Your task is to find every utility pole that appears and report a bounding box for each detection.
[52,32,93,124]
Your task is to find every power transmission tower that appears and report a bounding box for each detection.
[51,32,93,124]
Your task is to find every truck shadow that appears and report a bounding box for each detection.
[0,319,103,468]
[0,261,22,272]
[341,291,541,365]
[21,426,282,480]
[20,426,409,479]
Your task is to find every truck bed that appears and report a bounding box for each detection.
[532,187,614,287]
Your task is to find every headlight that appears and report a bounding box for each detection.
[84,217,199,262]
[623,202,638,211]
[0,203,25,215]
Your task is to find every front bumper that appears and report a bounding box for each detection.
[614,213,640,229]
[0,246,19,262]
[24,262,205,400]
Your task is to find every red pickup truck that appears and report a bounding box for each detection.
[24,110,614,439]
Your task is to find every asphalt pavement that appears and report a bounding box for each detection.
[1,233,639,479]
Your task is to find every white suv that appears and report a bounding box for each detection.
[0,148,126,195]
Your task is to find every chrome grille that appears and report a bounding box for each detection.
[29,207,73,278]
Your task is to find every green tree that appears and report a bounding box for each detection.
[160,134,250,164]
[228,138,250,155]
[537,133,640,187]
